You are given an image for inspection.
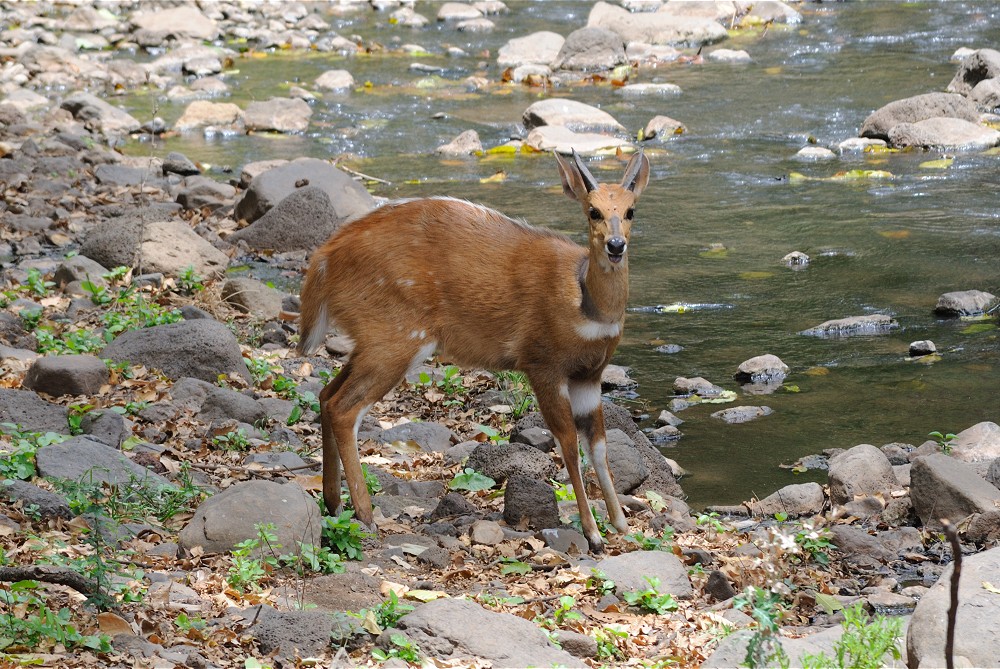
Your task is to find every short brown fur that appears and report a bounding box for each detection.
[298,151,650,551]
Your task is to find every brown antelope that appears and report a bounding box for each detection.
[297,150,650,552]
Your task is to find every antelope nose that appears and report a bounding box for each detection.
[607,237,627,256]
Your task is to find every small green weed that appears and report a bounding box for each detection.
[372,633,422,664]
[928,430,957,454]
[499,558,532,576]
[0,580,111,653]
[593,624,629,661]
[622,576,679,614]
[177,266,206,295]
[625,527,674,551]
[550,479,576,501]
[365,590,414,630]
[23,268,55,297]
[321,510,367,561]
[448,467,496,491]
[212,429,251,451]
[0,424,66,480]
[535,595,583,630]
[800,602,903,669]
[734,585,789,669]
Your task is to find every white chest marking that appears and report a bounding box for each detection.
[575,320,621,341]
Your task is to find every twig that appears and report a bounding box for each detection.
[336,163,392,186]
[942,519,962,669]
[0,565,105,601]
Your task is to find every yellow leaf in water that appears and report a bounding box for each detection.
[804,366,830,376]
[831,169,894,180]
[765,66,783,75]
[863,145,899,154]
[739,271,773,280]
[919,158,954,169]
[983,581,1000,594]
[485,145,518,155]
[879,230,911,239]
[480,171,507,183]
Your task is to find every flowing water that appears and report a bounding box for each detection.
[123,1,1000,508]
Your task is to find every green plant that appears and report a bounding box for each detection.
[227,524,280,593]
[23,268,54,296]
[67,403,94,436]
[177,265,206,295]
[35,326,106,355]
[494,370,536,419]
[81,279,113,306]
[929,430,957,454]
[536,595,583,629]
[212,428,251,451]
[449,467,496,491]
[366,590,414,630]
[625,527,674,551]
[417,364,466,398]
[321,510,367,561]
[793,521,835,566]
[18,307,43,331]
[697,511,726,534]
[0,424,66,480]
[800,602,903,669]
[499,558,532,576]
[622,576,679,614]
[372,633,422,664]
[593,624,629,661]
[279,543,345,576]
[174,612,207,633]
[0,580,112,653]
[588,569,616,597]
[362,464,382,496]
[550,479,576,501]
[734,585,789,669]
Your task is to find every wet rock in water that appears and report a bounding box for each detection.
[101,319,251,384]
[588,1,728,46]
[907,545,1000,668]
[389,598,576,667]
[949,421,1000,463]
[656,410,683,427]
[456,17,495,32]
[435,129,482,156]
[707,48,752,63]
[174,100,244,132]
[81,218,229,278]
[745,0,803,24]
[601,363,636,390]
[837,136,887,153]
[162,151,200,176]
[828,444,900,507]
[180,480,321,555]
[888,116,1000,150]
[934,288,998,316]
[243,97,312,134]
[234,158,374,224]
[315,69,354,91]
[466,441,558,483]
[221,277,285,320]
[553,27,626,72]
[60,91,141,137]
[437,2,483,21]
[36,436,171,488]
[748,482,825,518]
[526,125,631,155]
[22,354,109,396]
[650,423,681,444]
[734,353,789,386]
[970,77,1000,110]
[859,92,980,141]
[796,145,836,160]
[130,5,220,42]
[908,340,937,357]
[947,47,1000,96]
[673,376,726,397]
[641,115,686,140]
[910,453,1000,529]
[626,42,682,64]
[710,405,773,424]
[497,31,565,68]
[522,98,625,133]
[799,314,899,337]
[0,388,69,433]
[619,83,683,97]
[391,7,430,28]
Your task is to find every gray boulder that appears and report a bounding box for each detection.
[80,218,229,279]
[175,175,236,211]
[595,549,693,599]
[907,545,1000,668]
[859,92,980,140]
[497,31,564,67]
[179,480,322,554]
[0,480,73,520]
[970,77,1000,111]
[243,97,312,134]
[36,436,171,488]
[221,277,285,320]
[130,5,219,41]
[466,441,557,483]
[522,98,625,133]
[553,27,626,71]
[710,405,773,424]
[101,319,251,384]
[734,354,789,385]
[949,421,1000,463]
[748,482,825,518]
[389,598,576,666]
[828,443,899,507]
[0,388,68,433]
[249,606,357,660]
[60,91,141,136]
[229,186,352,253]
[887,116,1000,150]
[910,453,1000,529]
[170,377,267,425]
[22,354,109,396]
[234,158,375,224]
[54,255,110,289]
[503,475,560,530]
[947,48,1000,96]
[606,429,650,493]
[828,525,922,566]
[934,289,998,317]
[588,1,727,46]
[377,422,456,453]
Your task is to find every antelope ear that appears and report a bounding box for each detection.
[555,150,596,202]
[621,150,650,197]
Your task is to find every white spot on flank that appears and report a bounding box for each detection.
[569,382,601,418]
[407,341,437,374]
[408,330,428,340]
[575,320,621,341]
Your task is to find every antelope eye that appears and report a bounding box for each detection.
[625,208,635,220]
[588,208,601,221]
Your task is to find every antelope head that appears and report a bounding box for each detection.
[556,149,651,271]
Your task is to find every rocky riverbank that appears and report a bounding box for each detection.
[2,1,1000,667]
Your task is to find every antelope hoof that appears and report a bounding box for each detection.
[587,534,605,554]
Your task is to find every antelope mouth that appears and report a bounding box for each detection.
[607,252,624,264]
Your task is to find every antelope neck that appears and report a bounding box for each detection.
[577,256,628,324]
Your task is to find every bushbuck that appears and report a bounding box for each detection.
[297,150,650,552]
